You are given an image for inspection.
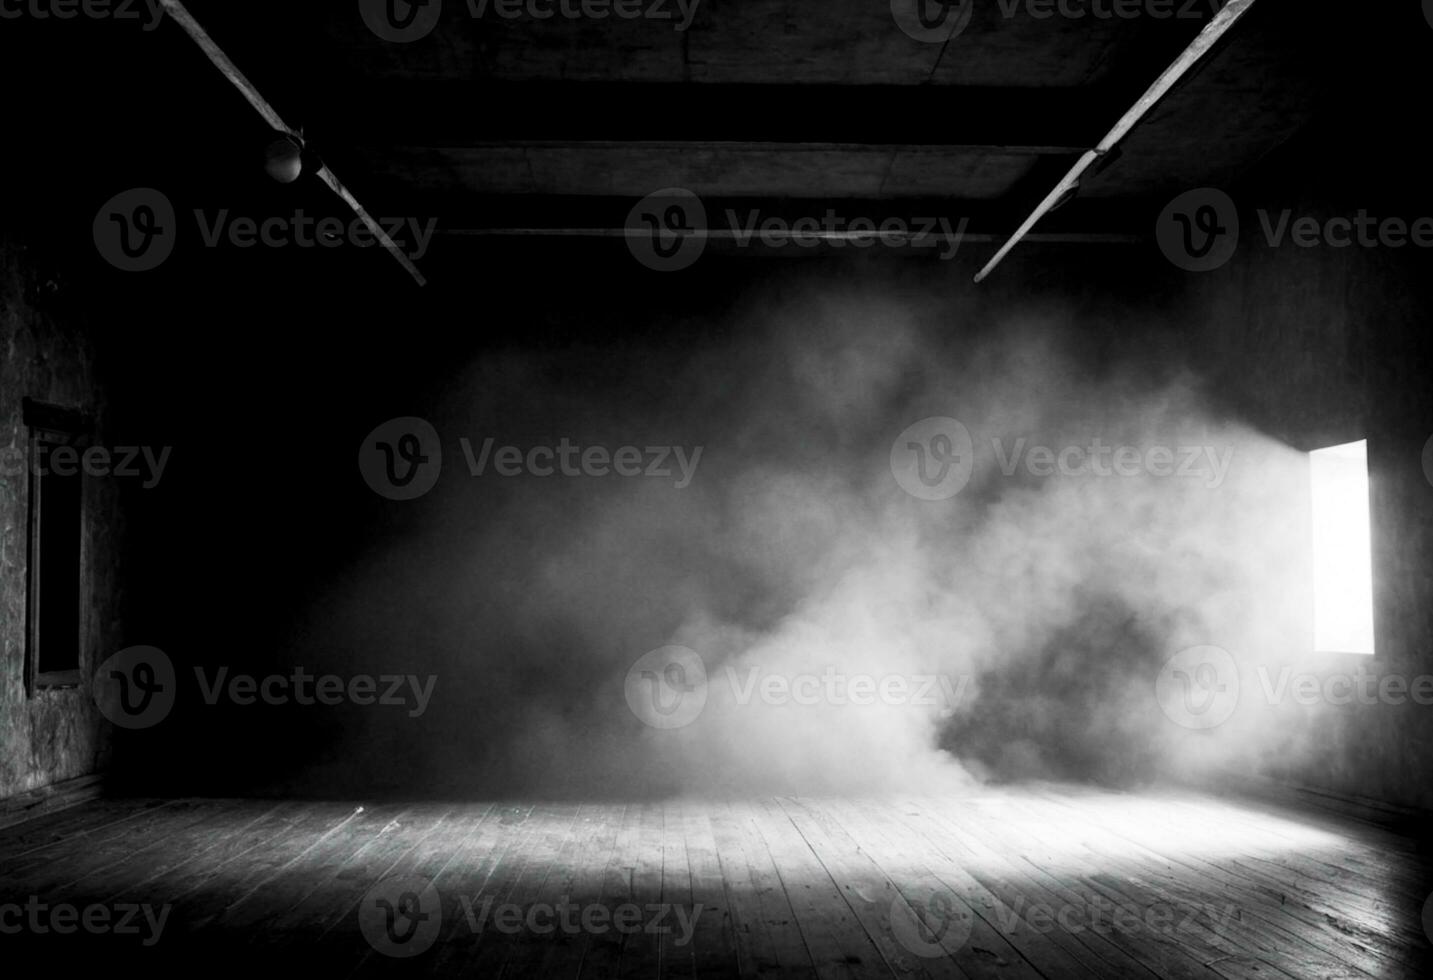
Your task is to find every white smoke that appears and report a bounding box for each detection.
[314,282,1314,798]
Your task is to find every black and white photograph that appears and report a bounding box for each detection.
[2,0,1433,976]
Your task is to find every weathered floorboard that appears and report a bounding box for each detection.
[0,786,1429,978]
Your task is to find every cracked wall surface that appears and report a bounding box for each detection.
[0,231,122,800]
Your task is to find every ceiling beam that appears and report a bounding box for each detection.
[354,193,1152,245]
[310,81,1120,151]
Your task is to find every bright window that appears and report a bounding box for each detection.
[1310,440,1375,655]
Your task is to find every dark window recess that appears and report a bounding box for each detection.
[24,398,90,693]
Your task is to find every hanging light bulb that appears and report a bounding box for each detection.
[264,131,305,184]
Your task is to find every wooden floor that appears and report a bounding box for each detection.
[1,784,1430,978]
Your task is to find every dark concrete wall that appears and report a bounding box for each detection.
[1184,110,1433,809]
[0,231,123,800]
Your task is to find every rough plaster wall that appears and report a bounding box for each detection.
[1189,174,1433,810]
[0,232,121,800]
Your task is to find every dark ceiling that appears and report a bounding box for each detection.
[309,0,1322,205]
[1,0,1421,279]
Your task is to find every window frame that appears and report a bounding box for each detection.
[23,397,91,695]
[1308,438,1377,658]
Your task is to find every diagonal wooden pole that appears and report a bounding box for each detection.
[973,0,1257,284]
[155,0,427,286]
